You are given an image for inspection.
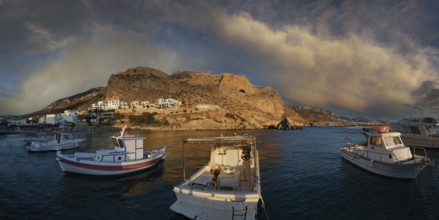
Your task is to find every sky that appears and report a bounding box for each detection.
[1,0,439,120]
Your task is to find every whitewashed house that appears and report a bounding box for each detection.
[107,100,120,109]
[97,101,108,110]
[140,101,149,108]
[120,101,129,109]
[195,104,221,111]
[131,101,140,109]
[159,98,181,108]
[60,110,78,123]
[39,114,57,125]
[8,119,28,126]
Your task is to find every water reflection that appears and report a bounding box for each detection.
[119,163,165,197]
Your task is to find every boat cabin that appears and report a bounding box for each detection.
[366,132,413,163]
[207,142,254,191]
[53,132,74,143]
[94,136,145,162]
[398,122,438,137]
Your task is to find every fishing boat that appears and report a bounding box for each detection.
[341,129,433,179]
[391,120,439,149]
[170,135,262,220]
[56,127,165,176]
[27,132,84,152]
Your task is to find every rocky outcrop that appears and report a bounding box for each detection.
[31,66,348,129]
[105,67,288,129]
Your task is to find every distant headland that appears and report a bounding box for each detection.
[0,66,383,132]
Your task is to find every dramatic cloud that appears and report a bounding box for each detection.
[215,12,437,118]
[1,0,439,119]
[0,25,178,114]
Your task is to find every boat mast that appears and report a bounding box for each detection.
[182,140,186,180]
[120,125,127,137]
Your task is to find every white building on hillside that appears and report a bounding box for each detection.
[8,119,28,126]
[39,114,57,125]
[195,104,221,111]
[108,100,120,109]
[60,110,78,123]
[131,101,140,109]
[159,98,181,108]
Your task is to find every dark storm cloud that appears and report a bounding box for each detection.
[412,81,439,113]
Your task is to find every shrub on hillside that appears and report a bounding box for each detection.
[129,112,157,125]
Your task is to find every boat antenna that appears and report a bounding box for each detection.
[121,125,127,137]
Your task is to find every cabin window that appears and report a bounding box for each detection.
[384,136,402,147]
[118,156,122,161]
[112,138,119,147]
[425,126,435,135]
[118,139,125,148]
[410,126,421,134]
[370,137,383,147]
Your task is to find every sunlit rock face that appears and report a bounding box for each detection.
[38,66,347,129]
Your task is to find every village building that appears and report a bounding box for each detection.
[7,119,28,126]
[39,114,57,125]
[59,110,78,123]
[195,104,221,111]
[159,98,181,108]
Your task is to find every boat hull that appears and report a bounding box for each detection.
[400,135,439,149]
[56,149,165,176]
[341,148,430,179]
[171,187,259,220]
[27,140,83,152]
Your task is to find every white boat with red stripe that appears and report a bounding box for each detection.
[56,126,165,176]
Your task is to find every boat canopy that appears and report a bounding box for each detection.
[184,135,255,144]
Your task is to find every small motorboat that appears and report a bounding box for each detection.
[170,135,262,220]
[27,132,84,152]
[56,127,165,176]
[341,129,433,179]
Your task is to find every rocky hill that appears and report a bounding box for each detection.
[34,66,347,130]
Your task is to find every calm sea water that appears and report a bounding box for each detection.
[1,127,439,220]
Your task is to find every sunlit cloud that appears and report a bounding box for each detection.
[213,9,438,118]
[0,25,178,114]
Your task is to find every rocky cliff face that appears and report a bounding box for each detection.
[105,67,294,129]
[33,66,347,129]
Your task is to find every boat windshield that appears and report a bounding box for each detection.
[384,136,403,148]
[369,136,383,147]
[112,138,121,148]
[425,126,436,135]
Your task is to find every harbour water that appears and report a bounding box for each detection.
[1,127,439,219]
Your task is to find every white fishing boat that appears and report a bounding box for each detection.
[392,120,439,149]
[341,130,433,179]
[27,132,84,152]
[170,135,262,220]
[56,127,165,176]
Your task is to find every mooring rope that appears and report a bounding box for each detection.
[404,170,416,220]
[260,195,270,220]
